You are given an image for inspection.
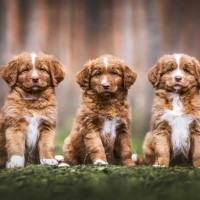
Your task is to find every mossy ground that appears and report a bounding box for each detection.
[1,165,200,200]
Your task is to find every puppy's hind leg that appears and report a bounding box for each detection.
[62,136,79,166]
[0,134,7,168]
[143,132,155,165]
[115,125,136,166]
[191,126,200,168]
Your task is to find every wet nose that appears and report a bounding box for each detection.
[102,83,110,90]
[32,76,39,83]
[175,76,182,82]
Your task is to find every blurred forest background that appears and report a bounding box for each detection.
[0,0,200,154]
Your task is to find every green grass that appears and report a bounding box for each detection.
[131,136,144,155]
[1,165,200,200]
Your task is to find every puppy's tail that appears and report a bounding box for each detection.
[132,154,146,165]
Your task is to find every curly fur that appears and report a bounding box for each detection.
[0,52,66,168]
[63,54,137,166]
[142,54,200,167]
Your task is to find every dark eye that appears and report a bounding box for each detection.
[95,72,101,77]
[111,71,117,76]
[23,68,29,72]
[184,69,189,73]
[168,68,173,72]
[40,67,45,71]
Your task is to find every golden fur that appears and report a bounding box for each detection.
[142,54,200,167]
[0,52,65,168]
[62,54,137,166]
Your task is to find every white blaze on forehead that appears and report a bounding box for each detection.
[31,53,37,66]
[30,53,38,76]
[173,54,183,77]
[103,57,109,68]
[101,76,107,84]
[174,54,183,67]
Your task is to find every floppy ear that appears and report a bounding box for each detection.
[50,59,66,87]
[193,57,200,88]
[76,61,91,90]
[1,58,18,87]
[124,66,137,89]
[147,61,161,88]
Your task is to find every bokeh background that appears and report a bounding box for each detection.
[0,0,200,154]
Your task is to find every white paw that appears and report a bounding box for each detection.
[54,155,64,162]
[153,164,166,168]
[40,158,58,166]
[6,155,25,169]
[131,154,138,162]
[94,159,108,165]
[58,163,70,167]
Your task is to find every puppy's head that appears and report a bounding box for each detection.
[148,54,200,92]
[76,54,137,95]
[1,52,66,91]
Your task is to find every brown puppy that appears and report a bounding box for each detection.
[140,54,200,167]
[0,52,65,168]
[62,54,137,166]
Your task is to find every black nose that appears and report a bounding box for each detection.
[32,77,39,83]
[175,76,182,82]
[102,84,110,90]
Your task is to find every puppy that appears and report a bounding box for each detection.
[142,54,200,167]
[0,52,66,168]
[62,54,137,166]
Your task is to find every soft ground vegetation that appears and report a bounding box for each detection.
[0,164,200,200]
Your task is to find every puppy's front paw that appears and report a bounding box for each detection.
[153,159,168,167]
[54,155,65,165]
[54,155,64,162]
[40,158,58,166]
[94,159,108,165]
[153,164,166,168]
[122,159,136,167]
[58,163,70,167]
[6,155,25,169]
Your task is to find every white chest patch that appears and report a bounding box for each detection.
[172,54,184,78]
[161,93,193,158]
[101,117,120,146]
[101,117,120,139]
[25,114,48,151]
